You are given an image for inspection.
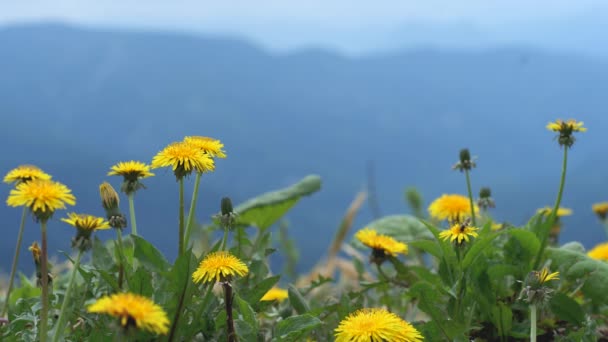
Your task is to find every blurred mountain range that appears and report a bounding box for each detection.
[1,23,607,274]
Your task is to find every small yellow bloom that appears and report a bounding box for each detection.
[355,228,408,256]
[151,142,215,178]
[4,165,52,185]
[260,287,289,302]
[491,222,503,231]
[192,251,248,284]
[537,206,572,217]
[29,241,41,264]
[61,213,111,231]
[108,161,154,180]
[183,136,227,158]
[546,119,586,133]
[88,292,170,335]
[335,308,423,342]
[587,242,608,261]
[428,194,478,222]
[536,268,559,284]
[592,202,608,220]
[439,222,479,244]
[7,179,76,220]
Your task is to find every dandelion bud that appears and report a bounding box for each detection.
[221,197,234,216]
[29,241,41,266]
[452,148,476,172]
[477,187,495,210]
[99,182,120,211]
[459,148,471,164]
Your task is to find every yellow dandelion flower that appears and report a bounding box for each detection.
[7,179,76,221]
[183,136,227,158]
[3,165,51,184]
[537,206,572,217]
[29,241,41,264]
[355,228,408,256]
[587,242,608,261]
[260,287,289,302]
[546,119,586,133]
[335,308,423,342]
[592,202,608,220]
[87,292,170,335]
[535,268,559,284]
[108,161,154,180]
[428,194,478,222]
[61,213,111,231]
[192,251,248,284]
[439,222,479,244]
[151,142,215,178]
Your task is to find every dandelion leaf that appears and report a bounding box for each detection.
[275,314,322,342]
[353,215,433,248]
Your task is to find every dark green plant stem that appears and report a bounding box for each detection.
[115,229,126,289]
[222,282,237,342]
[179,178,185,256]
[40,220,49,342]
[464,169,476,226]
[221,228,229,251]
[184,172,202,249]
[534,147,568,269]
[2,207,27,317]
[52,249,83,342]
[128,193,138,236]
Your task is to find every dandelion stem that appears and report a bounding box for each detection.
[179,178,185,256]
[115,229,126,289]
[40,220,49,342]
[534,147,568,269]
[52,249,83,342]
[128,193,138,236]
[184,172,202,250]
[221,228,229,251]
[1,207,27,317]
[464,169,476,226]
[530,304,537,342]
[222,282,237,342]
[603,220,608,240]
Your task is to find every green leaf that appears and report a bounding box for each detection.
[232,175,322,230]
[132,235,170,272]
[550,293,585,325]
[275,314,322,341]
[508,229,540,257]
[287,284,310,315]
[408,240,442,258]
[242,275,280,304]
[490,303,512,338]
[91,237,114,271]
[127,267,154,297]
[354,215,433,245]
[462,230,505,269]
[96,269,120,292]
[235,296,258,332]
[409,282,466,339]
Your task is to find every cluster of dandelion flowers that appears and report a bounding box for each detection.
[108,161,154,194]
[428,194,478,223]
[192,251,248,284]
[151,141,215,179]
[183,136,227,158]
[260,287,289,302]
[335,308,423,342]
[439,221,479,244]
[3,165,52,185]
[355,228,408,256]
[592,202,608,220]
[588,242,608,261]
[7,179,76,221]
[88,292,170,335]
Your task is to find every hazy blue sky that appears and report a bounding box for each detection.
[2,1,608,55]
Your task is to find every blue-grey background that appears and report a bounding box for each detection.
[1,1,607,274]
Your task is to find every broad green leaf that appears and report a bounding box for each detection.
[96,269,120,292]
[408,240,441,258]
[242,275,280,304]
[275,314,322,341]
[409,282,466,338]
[235,296,258,332]
[491,303,512,338]
[462,230,505,269]
[92,237,114,271]
[232,175,322,230]
[288,284,310,314]
[507,229,540,257]
[127,267,154,297]
[132,235,170,273]
[550,293,585,325]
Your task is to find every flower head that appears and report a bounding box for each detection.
[87,292,170,335]
[587,242,608,261]
[592,202,608,220]
[335,308,423,342]
[62,213,111,251]
[108,161,154,195]
[535,268,560,284]
[520,267,560,304]
[260,287,289,302]
[7,179,76,222]
[429,194,478,223]
[439,220,479,244]
[452,148,476,172]
[355,228,408,263]
[3,165,52,185]
[537,206,572,217]
[183,136,227,158]
[192,251,248,284]
[151,142,215,179]
[546,119,586,147]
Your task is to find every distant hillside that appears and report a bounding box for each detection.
[1,23,607,273]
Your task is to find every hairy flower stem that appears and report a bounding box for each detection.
[128,193,138,236]
[52,249,83,342]
[534,147,568,269]
[179,179,185,256]
[530,304,537,342]
[40,221,49,342]
[1,207,27,317]
[464,169,476,226]
[115,229,126,289]
[221,228,229,251]
[222,282,237,342]
[184,172,202,249]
